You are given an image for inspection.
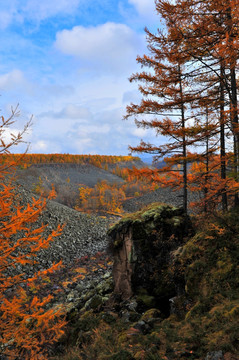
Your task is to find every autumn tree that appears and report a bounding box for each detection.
[156,0,239,207]
[124,16,206,213]
[125,0,239,213]
[0,107,66,360]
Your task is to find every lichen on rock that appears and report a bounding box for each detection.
[108,203,192,312]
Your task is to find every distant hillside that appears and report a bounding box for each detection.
[4,153,197,216]
[138,154,166,168]
[9,154,147,210]
[0,153,141,168]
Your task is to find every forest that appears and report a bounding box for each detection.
[0,0,239,359]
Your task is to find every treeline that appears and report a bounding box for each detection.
[0,153,139,168]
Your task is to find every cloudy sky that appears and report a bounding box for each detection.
[0,0,161,155]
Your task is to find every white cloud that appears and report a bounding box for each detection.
[29,103,151,155]
[0,0,23,29]
[122,89,141,104]
[0,11,14,29]
[0,0,82,27]
[71,138,93,154]
[1,127,21,144]
[60,104,92,120]
[40,104,92,121]
[1,124,32,150]
[72,124,111,136]
[0,69,33,93]
[23,0,81,22]
[128,0,156,17]
[55,22,144,73]
[0,0,160,156]
[0,70,27,90]
[31,140,48,152]
[42,85,75,99]
[132,128,148,137]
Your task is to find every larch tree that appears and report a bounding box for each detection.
[126,0,239,213]
[0,108,66,360]
[124,7,211,213]
[156,0,239,207]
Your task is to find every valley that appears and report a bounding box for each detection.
[1,154,238,360]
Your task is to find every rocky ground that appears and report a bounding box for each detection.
[15,163,125,189]
[15,163,125,208]
[13,185,114,274]
[123,186,200,213]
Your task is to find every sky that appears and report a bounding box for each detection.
[0,0,161,155]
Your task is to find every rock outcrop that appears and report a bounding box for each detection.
[54,204,239,360]
[108,203,192,314]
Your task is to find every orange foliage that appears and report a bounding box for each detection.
[0,153,139,169]
[188,156,239,212]
[77,181,126,215]
[124,0,239,213]
[0,110,66,359]
[76,174,156,215]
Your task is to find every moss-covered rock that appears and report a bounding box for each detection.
[108,203,192,310]
[108,203,190,247]
[96,277,114,295]
[140,308,161,322]
[136,292,156,310]
[85,294,105,310]
[53,208,239,360]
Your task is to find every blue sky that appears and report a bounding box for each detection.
[0,0,161,155]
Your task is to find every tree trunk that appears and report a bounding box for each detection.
[179,65,187,213]
[220,62,228,211]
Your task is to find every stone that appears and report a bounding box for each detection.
[108,203,191,314]
[66,291,76,302]
[85,294,104,310]
[126,299,138,312]
[133,320,151,334]
[8,184,112,278]
[96,277,114,295]
[136,290,156,310]
[205,351,224,360]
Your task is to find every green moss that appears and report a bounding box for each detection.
[140,308,161,322]
[136,294,156,309]
[73,311,99,332]
[108,202,186,241]
[104,350,135,360]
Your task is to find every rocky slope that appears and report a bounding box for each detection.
[122,186,200,213]
[13,185,113,275]
[15,160,200,213]
[14,159,146,208]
